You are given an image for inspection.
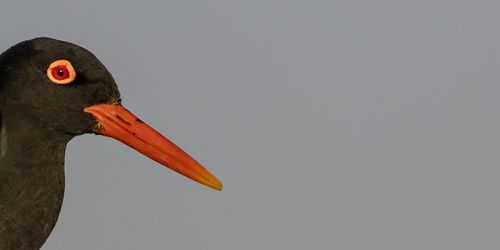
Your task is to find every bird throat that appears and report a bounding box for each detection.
[0,112,71,249]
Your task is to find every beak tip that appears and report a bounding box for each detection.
[209,180,223,191]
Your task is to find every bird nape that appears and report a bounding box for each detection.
[0,37,222,249]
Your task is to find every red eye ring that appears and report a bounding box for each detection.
[47,59,76,85]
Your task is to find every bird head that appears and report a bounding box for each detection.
[0,37,222,190]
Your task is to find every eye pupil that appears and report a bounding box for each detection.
[51,66,69,80]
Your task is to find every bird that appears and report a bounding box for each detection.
[0,37,222,249]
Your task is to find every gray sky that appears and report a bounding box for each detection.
[1,0,500,249]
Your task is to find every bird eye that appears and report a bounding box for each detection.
[47,59,76,85]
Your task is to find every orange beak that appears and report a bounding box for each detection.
[84,103,222,191]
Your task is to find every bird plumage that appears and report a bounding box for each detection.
[0,38,118,248]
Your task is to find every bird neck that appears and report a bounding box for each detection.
[0,112,72,249]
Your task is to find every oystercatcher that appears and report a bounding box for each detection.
[0,37,222,249]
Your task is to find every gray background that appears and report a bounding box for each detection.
[0,0,499,249]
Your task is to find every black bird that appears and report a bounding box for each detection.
[0,37,222,249]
